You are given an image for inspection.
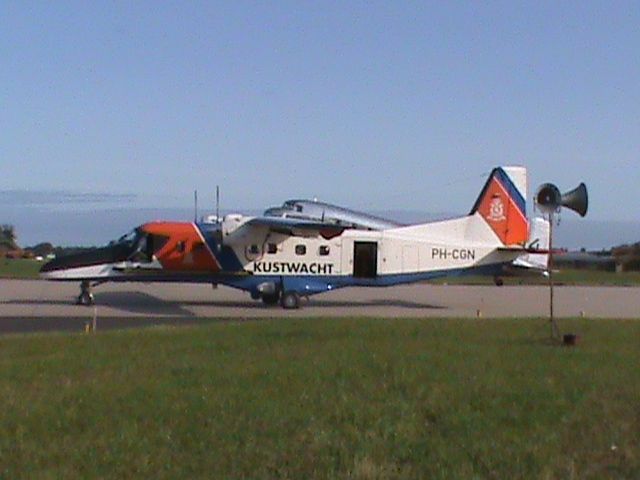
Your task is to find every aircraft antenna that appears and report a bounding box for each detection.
[194,190,198,222]
[216,185,220,224]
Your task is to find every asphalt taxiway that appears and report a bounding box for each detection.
[0,279,639,334]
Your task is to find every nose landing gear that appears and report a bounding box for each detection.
[77,281,95,306]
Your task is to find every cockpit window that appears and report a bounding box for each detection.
[110,228,163,264]
[151,235,169,253]
[115,229,138,246]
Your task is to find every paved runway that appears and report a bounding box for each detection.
[0,279,639,334]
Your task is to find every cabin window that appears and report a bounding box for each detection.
[244,244,261,261]
[267,243,278,254]
[295,244,306,256]
[176,241,186,253]
[319,245,330,256]
[295,205,303,212]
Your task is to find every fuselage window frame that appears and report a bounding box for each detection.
[244,244,262,261]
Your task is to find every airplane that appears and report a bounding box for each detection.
[40,166,588,308]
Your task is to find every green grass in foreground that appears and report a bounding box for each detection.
[0,258,42,279]
[0,318,639,479]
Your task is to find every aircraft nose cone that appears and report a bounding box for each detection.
[39,245,131,274]
[40,256,68,273]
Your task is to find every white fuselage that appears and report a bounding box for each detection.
[226,212,518,279]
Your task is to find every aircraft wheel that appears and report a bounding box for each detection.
[494,277,504,287]
[280,292,300,310]
[77,291,95,306]
[262,293,280,306]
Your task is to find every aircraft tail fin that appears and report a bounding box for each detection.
[470,166,529,245]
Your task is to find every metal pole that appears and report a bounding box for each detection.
[548,212,559,339]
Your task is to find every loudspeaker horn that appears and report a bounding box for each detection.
[536,182,588,217]
[561,183,588,217]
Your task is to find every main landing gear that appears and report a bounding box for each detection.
[260,290,300,309]
[261,292,280,306]
[76,281,95,306]
[280,291,300,310]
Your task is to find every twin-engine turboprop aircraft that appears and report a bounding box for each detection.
[40,166,588,308]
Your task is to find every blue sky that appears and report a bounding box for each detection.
[2,1,639,221]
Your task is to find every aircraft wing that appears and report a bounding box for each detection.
[245,216,347,238]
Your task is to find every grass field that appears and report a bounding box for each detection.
[544,268,640,286]
[0,318,638,478]
[436,268,640,286]
[0,259,43,279]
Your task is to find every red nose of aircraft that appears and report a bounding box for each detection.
[39,221,223,280]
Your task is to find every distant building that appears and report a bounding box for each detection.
[611,242,640,272]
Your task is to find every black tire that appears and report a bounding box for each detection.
[262,293,280,306]
[280,291,300,310]
[494,277,504,287]
[77,291,94,306]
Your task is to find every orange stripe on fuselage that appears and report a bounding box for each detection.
[140,222,220,272]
